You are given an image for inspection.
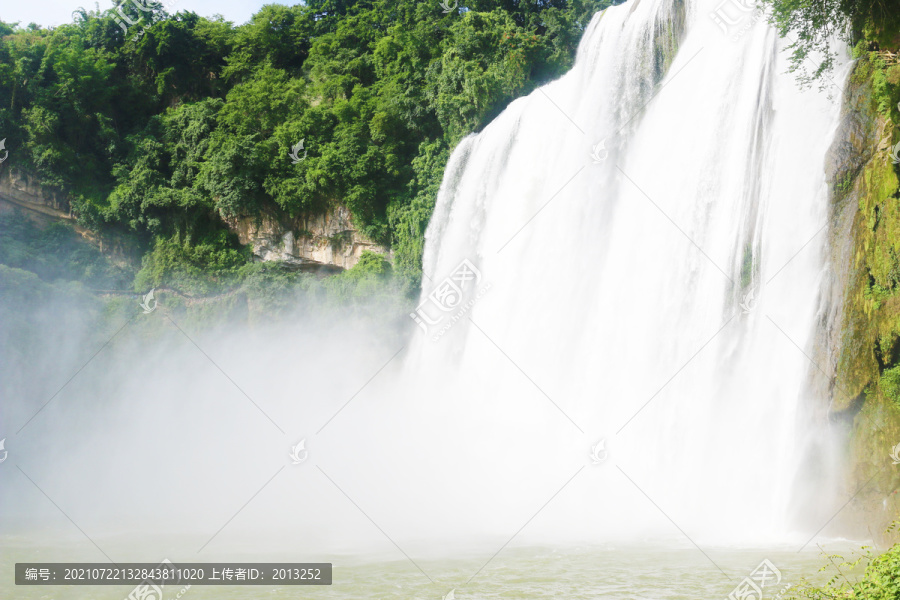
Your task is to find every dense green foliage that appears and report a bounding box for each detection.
[788,544,900,600]
[0,0,614,291]
[0,212,131,288]
[833,51,900,411]
[3,0,891,295]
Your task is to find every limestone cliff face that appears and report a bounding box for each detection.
[222,205,390,271]
[821,61,882,405]
[0,168,73,218]
[821,55,900,542]
[0,168,140,266]
[0,165,389,273]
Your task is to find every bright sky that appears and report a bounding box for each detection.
[2,0,301,28]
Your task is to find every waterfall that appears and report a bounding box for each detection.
[0,0,850,559]
[404,0,846,546]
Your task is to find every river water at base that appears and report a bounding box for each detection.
[1,536,859,599]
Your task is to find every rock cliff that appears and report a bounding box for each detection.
[822,54,900,542]
[222,205,390,272]
[0,165,389,273]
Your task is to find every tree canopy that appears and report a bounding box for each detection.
[760,0,900,86]
[0,0,615,289]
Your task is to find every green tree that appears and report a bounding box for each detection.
[760,0,900,86]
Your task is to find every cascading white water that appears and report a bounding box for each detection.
[402,0,846,546]
[0,0,851,566]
